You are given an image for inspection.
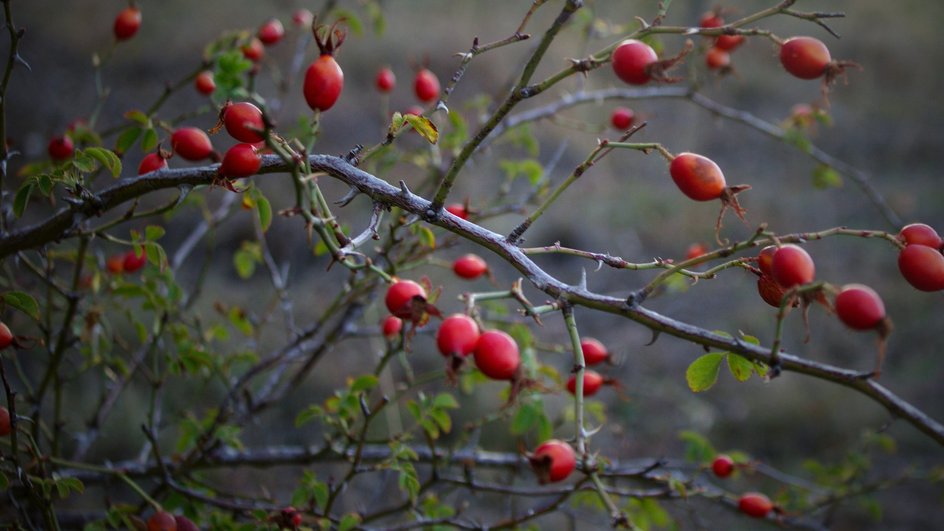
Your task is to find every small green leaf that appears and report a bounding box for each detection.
[123,109,150,125]
[338,513,361,531]
[432,393,458,409]
[738,331,760,345]
[350,375,378,393]
[312,481,329,512]
[412,225,436,249]
[812,164,843,189]
[83,147,122,177]
[115,127,142,155]
[140,128,159,152]
[2,291,40,320]
[252,188,272,232]
[13,182,33,218]
[404,114,439,144]
[726,354,754,382]
[295,405,324,427]
[331,8,363,36]
[685,353,724,392]
[145,225,165,241]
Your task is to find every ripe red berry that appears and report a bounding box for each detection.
[375,67,396,93]
[123,248,147,273]
[171,127,213,161]
[757,245,778,277]
[566,370,603,397]
[669,152,726,201]
[194,70,215,95]
[611,39,658,85]
[413,69,440,103]
[436,314,480,357]
[610,107,635,130]
[445,203,469,220]
[715,34,745,51]
[780,36,831,80]
[242,37,265,62]
[772,244,815,288]
[48,136,74,161]
[0,406,10,436]
[473,330,520,380]
[757,275,788,308]
[580,337,608,366]
[147,510,177,531]
[686,243,707,260]
[385,280,427,319]
[292,9,313,28]
[291,512,302,528]
[699,12,724,29]
[173,515,199,531]
[106,254,125,274]
[452,254,488,280]
[711,454,734,478]
[220,143,262,178]
[224,102,266,143]
[304,55,344,112]
[835,284,885,330]
[738,492,773,518]
[530,440,576,483]
[898,244,944,292]
[137,152,168,175]
[705,47,730,70]
[113,7,142,41]
[899,223,942,249]
[257,18,285,46]
[382,316,403,339]
[0,322,12,349]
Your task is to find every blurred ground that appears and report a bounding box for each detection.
[4,1,943,529]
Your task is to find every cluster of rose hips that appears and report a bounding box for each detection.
[106,248,147,275]
[145,510,199,531]
[709,455,779,520]
[699,10,746,72]
[0,322,11,439]
[374,63,442,118]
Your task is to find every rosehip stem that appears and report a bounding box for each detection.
[606,142,675,162]
[562,304,588,456]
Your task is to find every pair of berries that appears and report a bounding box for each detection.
[897,223,944,291]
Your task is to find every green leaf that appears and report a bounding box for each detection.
[783,127,812,153]
[312,481,329,512]
[432,393,458,409]
[140,128,159,152]
[12,182,33,218]
[738,331,760,345]
[145,225,166,241]
[338,513,361,531]
[144,242,167,271]
[83,147,122,177]
[411,224,436,249]
[685,353,724,392]
[115,127,142,155]
[678,431,715,463]
[812,164,843,189]
[404,114,439,144]
[428,408,452,434]
[2,291,40,320]
[252,188,272,232]
[726,354,754,382]
[351,374,378,393]
[295,405,324,427]
[72,152,96,173]
[331,8,364,36]
[123,109,150,126]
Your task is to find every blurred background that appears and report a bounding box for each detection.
[4,0,943,529]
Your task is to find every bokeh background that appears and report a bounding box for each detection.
[4,0,943,529]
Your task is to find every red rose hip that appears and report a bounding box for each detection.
[898,244,944,292]
[385,280,427,319]
[772,244,815,288]
[194,70,215,95]
[0,322,12,349]
[835,284,885,330]
[113,7,142,41]
[220,143,262,178]
[452,254,488,280]
[224,102,266,143]
[137,152,168,175]
[257,18,285,46]
[530,439,576,483]
[375,67,396,93]
[48,136,74,161]
[711,454,734,478]
[436,314,479,357]
[171,127,213,161]
[669,152,726,201]
[780,36,831,80]
[473,330,520,380]
[610,107,635,130]
[580,338,608,366]
[738,492,773,518]
[413,68,440,103]
[899,223,942,249]
[611,39,658,85]
[566,370,603,397]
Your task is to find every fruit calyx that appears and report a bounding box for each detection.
[312,17,346,56]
